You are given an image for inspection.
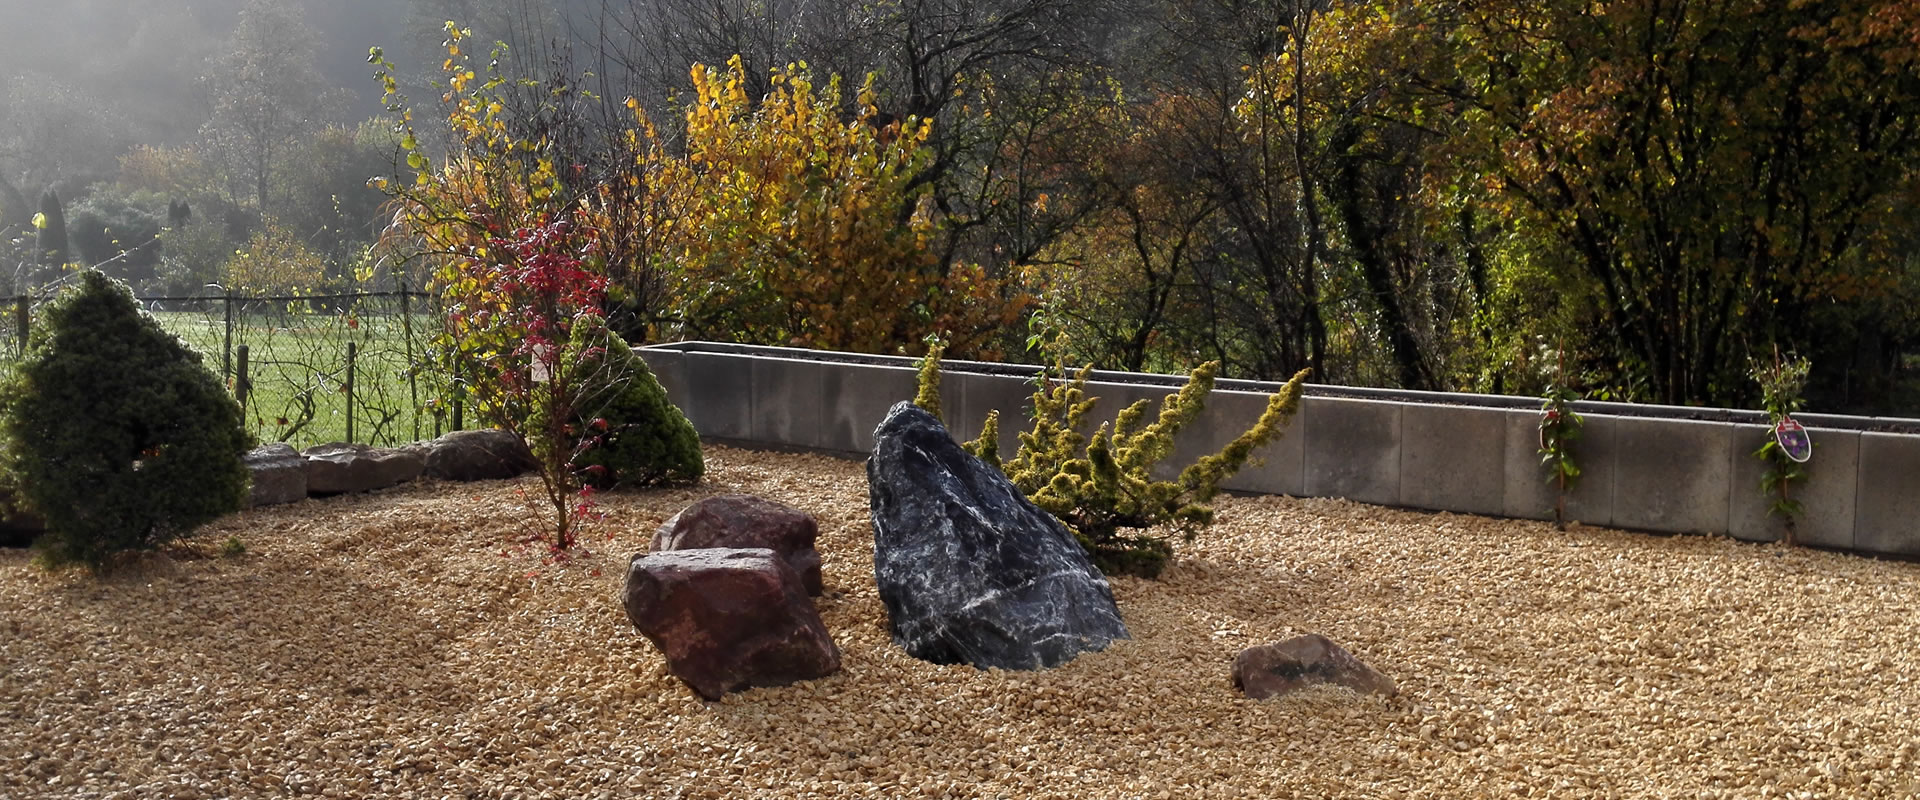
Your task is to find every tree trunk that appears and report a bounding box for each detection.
[1333,127,1431,390]
[1288,3,1328,377]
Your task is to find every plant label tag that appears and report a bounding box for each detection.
[531,343,552,383]
[1774,417,1811,463]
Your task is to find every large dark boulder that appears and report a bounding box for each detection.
[651,495,823,595]
[301,443,426,495]
[421,429,537,482]
[867,401,1128,670]
[244,443,308,507]
[623,548,841,700]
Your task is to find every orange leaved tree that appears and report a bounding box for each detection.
[660,56,1024,358]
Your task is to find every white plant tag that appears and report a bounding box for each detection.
[530,343,552,383]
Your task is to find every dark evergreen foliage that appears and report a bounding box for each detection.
[531,317,703,490]
[0,271,252,569]
[67,197,163,276]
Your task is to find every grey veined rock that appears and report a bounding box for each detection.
[867,401,1128,670]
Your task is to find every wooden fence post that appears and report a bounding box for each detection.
[234,344,251,413]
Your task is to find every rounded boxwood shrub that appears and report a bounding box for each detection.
[0,270,251,568]
[531,315,702,490]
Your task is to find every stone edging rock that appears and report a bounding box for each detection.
[246,430,536,507]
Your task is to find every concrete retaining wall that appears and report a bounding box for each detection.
[640,342,1920,559]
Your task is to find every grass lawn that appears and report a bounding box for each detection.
[150,305,449,448]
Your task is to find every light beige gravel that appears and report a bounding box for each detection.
[3,445,1917,799]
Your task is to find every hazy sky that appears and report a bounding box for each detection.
[0,0,422,140]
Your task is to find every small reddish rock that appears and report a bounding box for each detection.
[1232,634,1397,700]
[651,494,823,595]
[623,547,840,700]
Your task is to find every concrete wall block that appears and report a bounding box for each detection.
[1502,409,1618,527]
[1855,432,1920,556]
[751,358,827,450]
[1609,417,1732,535]
[660,345,1920,559]
[821,362,919,455]
[1193,390,1306,497]
[683,352,754,440]
[1400,404,1508,516]
[1302,397,1402,506]
[933,371,974,442]
[1726,424,1858,548]
[637,348,690,413]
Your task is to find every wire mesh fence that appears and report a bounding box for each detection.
[4,288,461,449]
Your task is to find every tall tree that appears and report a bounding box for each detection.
[201,0,333,217]
[37,189,69,269]
[1119,0,1330,382]
[1438,0,1920,404]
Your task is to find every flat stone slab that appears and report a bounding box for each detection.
[420,429,536,482]
[302,443,426,495]
[652,494,824,595]
[244,443,308,507]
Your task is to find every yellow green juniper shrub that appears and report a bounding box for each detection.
[912,339,945,421]
[918,350,1308,578]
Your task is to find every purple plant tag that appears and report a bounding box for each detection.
[1774,417,1812,463]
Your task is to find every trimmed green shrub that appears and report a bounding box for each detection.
[68,194,163,273]
[0,270,251,569]
[533,316,703,490]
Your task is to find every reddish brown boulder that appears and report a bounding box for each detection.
[623,548,840,700]
[651,495,823,595]
[1232,634,1397,700]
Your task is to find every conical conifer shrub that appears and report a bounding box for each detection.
[0,271,251,568]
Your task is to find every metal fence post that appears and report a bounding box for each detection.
[401,280,420,442]
[345,341,358,444]
[222,289,235,379]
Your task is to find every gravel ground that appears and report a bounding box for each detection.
[3,445,1918,799]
